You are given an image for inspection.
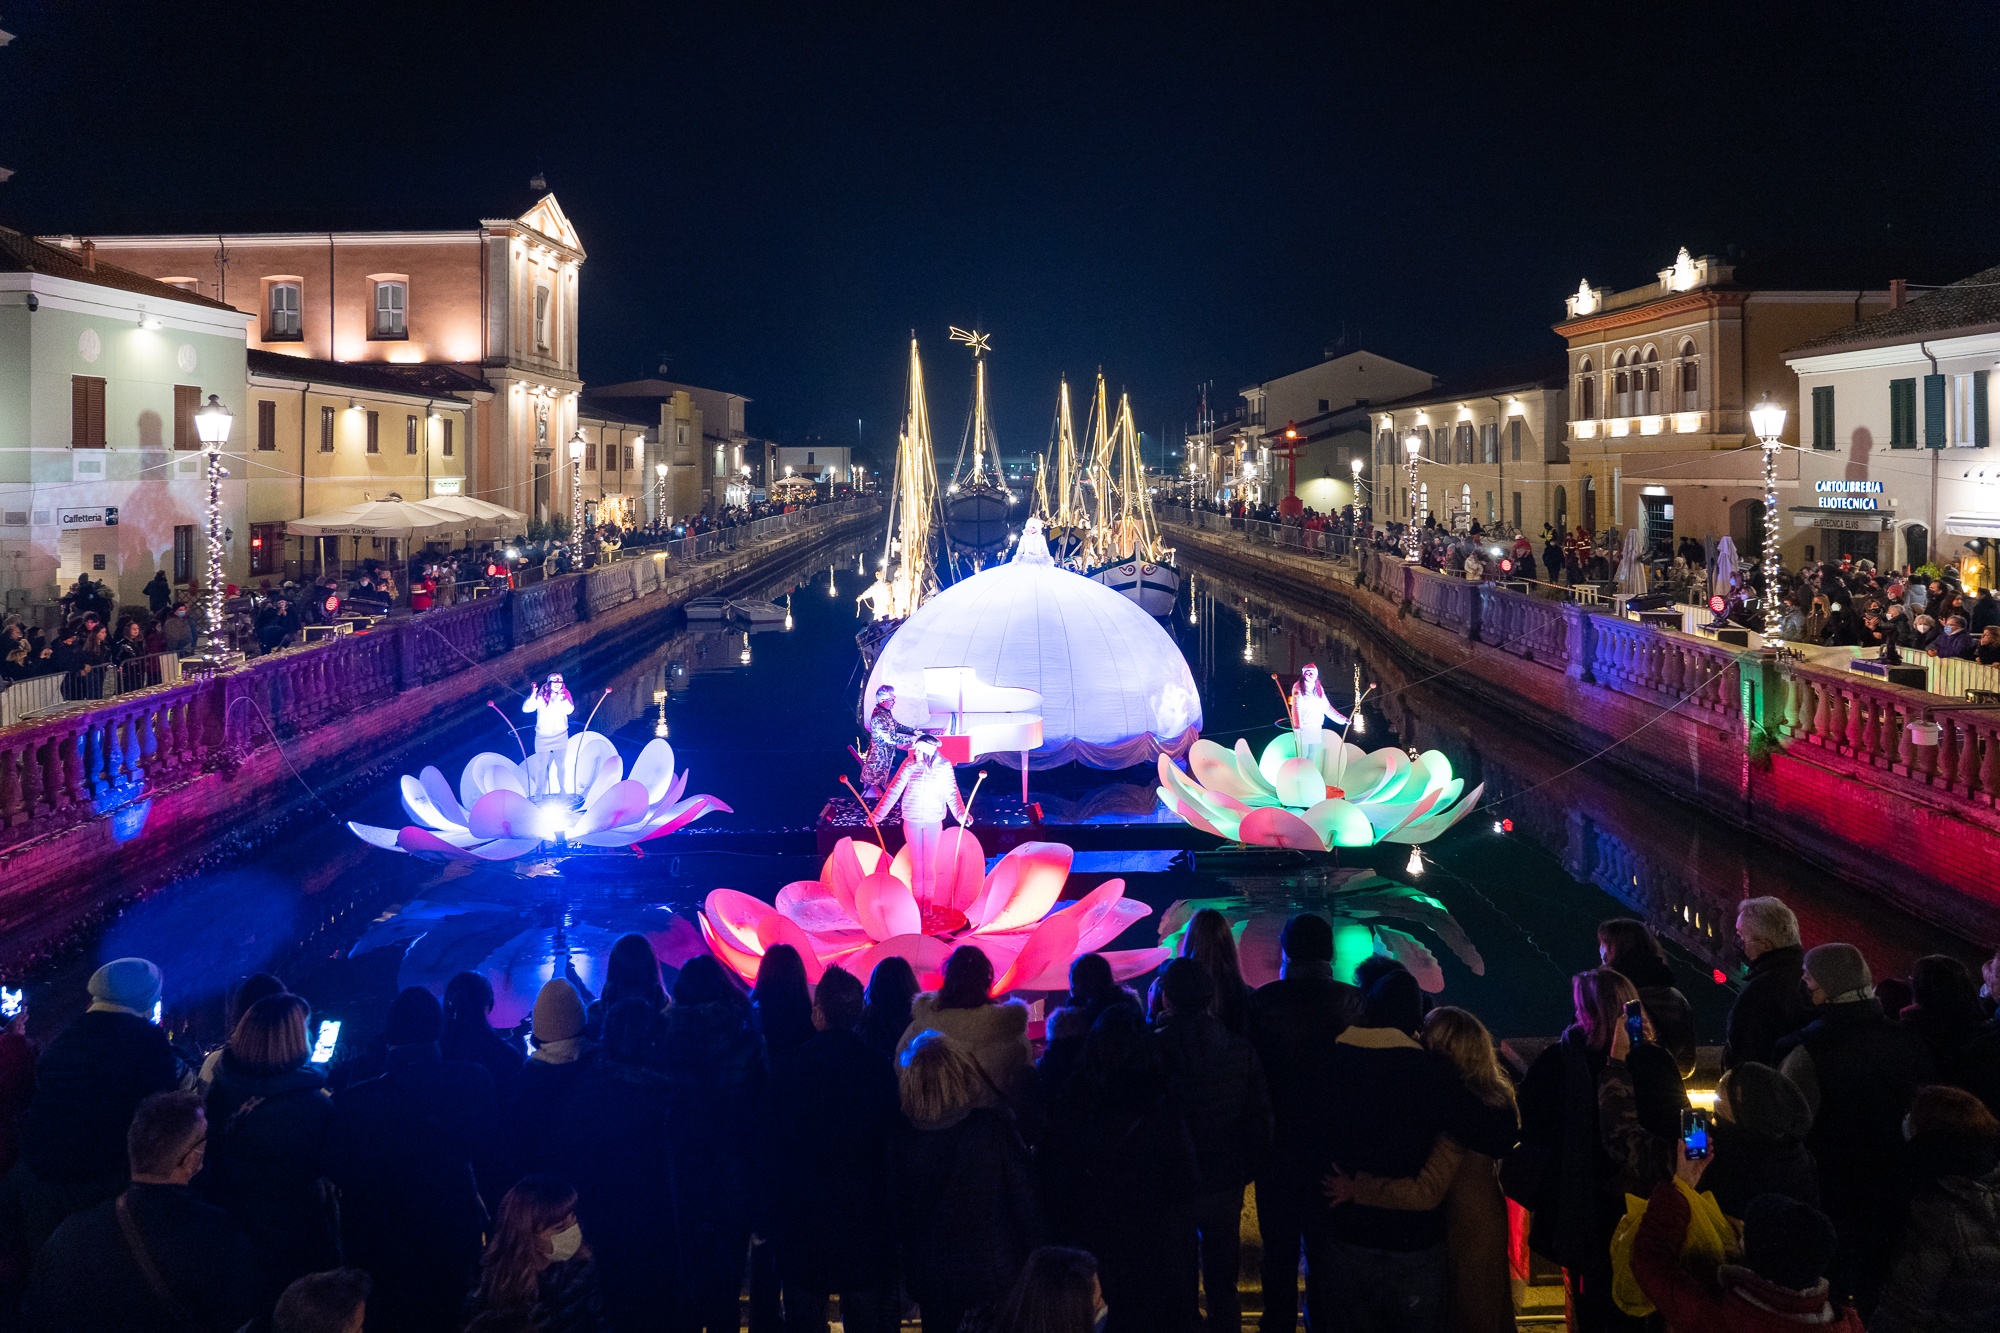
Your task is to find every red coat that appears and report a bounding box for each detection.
[1633,1181,1864,1333]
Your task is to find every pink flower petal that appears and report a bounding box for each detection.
[466,789,543,841]
[1238,806,1329,851]
[1051,880,1153,954]
[702,888,774,957]
[821,837,886,920]
[755,913,828,983]
[572,779,651,838]
[994,911,1080,995]
[840,934,953,988]
[700,914,764,984]
[967,841,1072,932]
[852,871,921,942]
[1099,947,1173,982]
[393,826,480,860]
[938,827,988,911]
[632,794,732,843]
[775,880,861,935]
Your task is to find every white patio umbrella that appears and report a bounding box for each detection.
[1615,527,1647,595]
[286,497,465,537]
[418,494,527,527]
[1713,536,1738,594]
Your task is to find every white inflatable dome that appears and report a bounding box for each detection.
[866,560,1202,769]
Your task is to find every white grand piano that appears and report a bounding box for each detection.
[918,666,1044,801]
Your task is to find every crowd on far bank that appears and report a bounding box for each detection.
[1,890,1998,1333]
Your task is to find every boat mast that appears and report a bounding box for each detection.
[1086,372,1114,561]
[1053,376,1079,530]
[892,334,938,616]
[947,327,1004,494]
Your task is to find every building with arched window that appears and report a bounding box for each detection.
[1371,361,1568,535]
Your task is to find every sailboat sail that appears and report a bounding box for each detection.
[861,335,939,625]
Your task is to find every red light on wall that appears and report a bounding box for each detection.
[251,536,263,548]
[1711,968,1728,985]
[1500,818,1513,832]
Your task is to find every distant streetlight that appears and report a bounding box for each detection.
[1749,394,1788,622]
[193,394,237,666]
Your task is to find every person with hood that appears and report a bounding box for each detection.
[1900,955,1987,1080]
[1598,918,1698,1076]
[506,979,594,1184]
[582,934,670,1040]
[1872,1084,2000,1332]
[1246,913,1360,1333]
[766,966,901,1333]
[1726,897,1811,1070]
[327,986,497,1333]
[660,956,767,1333]
[202,993,340,1305]
[1152,958,1270,1333]
[143,570,172,617]
[550,998,672,1333]
[900,947,1034,1119]
[1631,1169,1862,1333]
[463,1175,608,1333]
[9,957,184,1261]
[895,1031,1040,1333]
[1517,967,1686,1331]
[1775,943,1937,1313]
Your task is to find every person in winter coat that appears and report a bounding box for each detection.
[1152,959,1270,1333]
[143,570,172,617]
[1518,968,1686,1332]
[896,1030,1040,1333]
[8,958,184,1263]
[1324,1005,1520,1333]
[581,934,670,1041]
[441,971,526,1107]
[753,942,817,1070]
[196,973,289,1095]
[1039,953,1142,1101]
[660,956,768,1333]
[201,994,340,1305]
[1693,1062,1818,1217]
[463,1175,609,1333]
[1725,897,1811,1070]
[766,967,901,1333]
[1598,918,1698,1076]
[326,986,498,1333]
[1162,908,1254,1036]
[1872,1084,2000,1333]
[20,1090,260,1333]
[1775,944,1937,1313]
[1631,1167,1862,1333]
[1900,955,1988,1079]
[505,979,595,1185]
[549,998,673,1333]
[900,947,1035,1120]
[1037,1004,1201,1333]
[858,956,920,1059]
[0,1002,37,1181]
[1246,913,1361,1333]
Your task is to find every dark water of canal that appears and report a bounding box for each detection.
[18,542,1976,1060]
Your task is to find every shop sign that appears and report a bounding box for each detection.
[1814,479,1883,511]
[59,506,117,528]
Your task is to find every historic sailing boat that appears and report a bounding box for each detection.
[1084,387,1179,616]
[856,334,939,664]
[1038,375,1087,564]
[940,327,1014,560]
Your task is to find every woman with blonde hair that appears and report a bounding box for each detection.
[463,1175,606,1332]
[1321,1006,1520,1332]
[895,1032,1040,1333]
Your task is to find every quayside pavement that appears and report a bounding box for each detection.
[0,499,881,967]
[1161,510,2000,946]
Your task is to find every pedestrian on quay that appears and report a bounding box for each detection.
[270,1267,372,1333]
[900,947,1036,1121]
[982,1246,1102,1333]
[1039,953,1141,1100]
[506,979,594,1184]
[441,971,527,1106]
[1870,1084,2000,1333]
[583,934,671,1040]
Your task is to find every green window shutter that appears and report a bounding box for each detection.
[1812,386,1835,450]
[1925,373,1947,448]
[1976,369,1990,447]
[1890,378,1916,448]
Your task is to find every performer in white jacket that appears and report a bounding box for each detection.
[872,735,970,909]
[1288,662,1347,762]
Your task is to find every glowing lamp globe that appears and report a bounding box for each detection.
[1404,434,1421,457]
[194,394,233,450]
[1749,395,1787,444]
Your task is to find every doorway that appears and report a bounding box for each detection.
[1641,495,1675,557]
[1582,475,1597,532]
[1903,524,1929,570]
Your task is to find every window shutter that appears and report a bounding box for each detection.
[1510,419,1522,461]
[406,415,419,455]
[1811,386,1835,450]
[1977,370,1991,447]
[1924,373,1947,448]
[257,399,277,451]
[320,405,335,453]
[366,411,379,454]
[442,419,454,457]
[1890,378,1915,448]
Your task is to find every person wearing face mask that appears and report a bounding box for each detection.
[161,601,195,655]
[463,1175,607,1333]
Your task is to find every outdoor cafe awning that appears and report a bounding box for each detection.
[286,498,466,538]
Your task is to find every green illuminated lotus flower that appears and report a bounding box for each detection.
[1157,733,1483,852]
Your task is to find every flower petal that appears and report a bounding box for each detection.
[348,821,406,851]
[822,838,886,920]
[700,913,765,984]
[993,911,1081,994]
[703,888,774,958]
[841,934,953,989]
[968,841,1073,932]
[1098,947,1173,982]
[938,827,988,911]
[459,752,526,811]
[1052,880,1153,953]
[1274,756,1325,809]
[775,880,862,935]
[572,779,652,839]
[467,789,544,840]
[1238,806,1329,851]
[1188,739,1265,801]
[628,794,732,844]
[755,913,829,982]
[853,871,921,942]
[1302,797,1376,848]
[629,738,678,804]
[418,766,468,827]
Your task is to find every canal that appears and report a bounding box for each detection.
[18,541,1977,1059]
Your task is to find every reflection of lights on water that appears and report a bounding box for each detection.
[740,632,752,665]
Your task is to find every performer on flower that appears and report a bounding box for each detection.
[522,672,575,760]
[859,684,922,799]
[1288,662,1347,761]
[873,734,970,909]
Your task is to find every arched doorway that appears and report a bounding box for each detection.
[1582,475,1597,533]
[1904,524,1929,570]
[1553,485,1568,532]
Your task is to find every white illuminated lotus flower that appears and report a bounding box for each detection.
[700,831,1168,994]
[347,731,729,862]
[1157,733,1482,852]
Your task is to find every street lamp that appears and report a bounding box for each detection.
[192,394,236,666]
[1749,393,1788,624]
[568,430,586,570]
[654,459,668,524]
[1402,432,1422,560]
[1350,456,1364,527]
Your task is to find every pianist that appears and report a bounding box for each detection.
[860,685,923,799]
[872,735,972,908]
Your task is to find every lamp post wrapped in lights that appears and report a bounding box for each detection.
[1403,432,1422,560]
[1749,394,1788,624]
[568,430,586,570]
[192,394,236,666]
[1350,456,1364,527]
[655,459,668,525]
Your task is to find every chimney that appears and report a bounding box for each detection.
[79,239,95,272]
[1890,278,1906,309]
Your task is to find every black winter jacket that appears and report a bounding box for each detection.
[1153,1011,1272,1192]
[895,1107,1039,1310]
[18,1010,182,1188]
[201,1056,339,1302]
[20,1183,259,1333]
[766,1028,900,1292]
[1247,971,1360,1174]
[1724,945,1810,1070]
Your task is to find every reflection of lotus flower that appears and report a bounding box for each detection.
[701,832,1168,994]
[347,732,729,862]
[1158,733,1482,852]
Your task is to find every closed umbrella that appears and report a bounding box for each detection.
[1616,527,1646,595]
[1713,536,1738,595]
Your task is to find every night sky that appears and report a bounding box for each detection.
[3,1,1995,468]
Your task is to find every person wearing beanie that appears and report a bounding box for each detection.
[1246,913,1361,1333]
[1632,1171,1862,1332]
[1872,1084,2000,1333]
[1776,942,1936,1313]
[503,979,597,1185]
[12,957,185,1260]
[1304,961,1485,1331]
[328,986,497,1332]
[1693,1062,1819,1219]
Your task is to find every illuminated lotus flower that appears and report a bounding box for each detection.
[347,732,729,862]
[1157,734,1482,852]
[700,832,1168,993]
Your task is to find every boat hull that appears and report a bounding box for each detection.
[1088,558,1179,617]
[943,487,1012,554]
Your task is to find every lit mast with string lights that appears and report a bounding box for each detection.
[1749,394,1788,623]
[192,394,239,667]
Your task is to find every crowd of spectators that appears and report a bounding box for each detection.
[0,891,1994,1332]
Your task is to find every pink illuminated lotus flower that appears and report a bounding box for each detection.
[347,733,729,862]
[701,831,1168,993]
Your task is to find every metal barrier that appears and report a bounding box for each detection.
[0,652,184,727]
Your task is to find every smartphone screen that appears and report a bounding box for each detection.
[310,1019,341,1064]
[1681,1107,1711,1160]
[1623,999,1645,1045]
[0,988,21,1020]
